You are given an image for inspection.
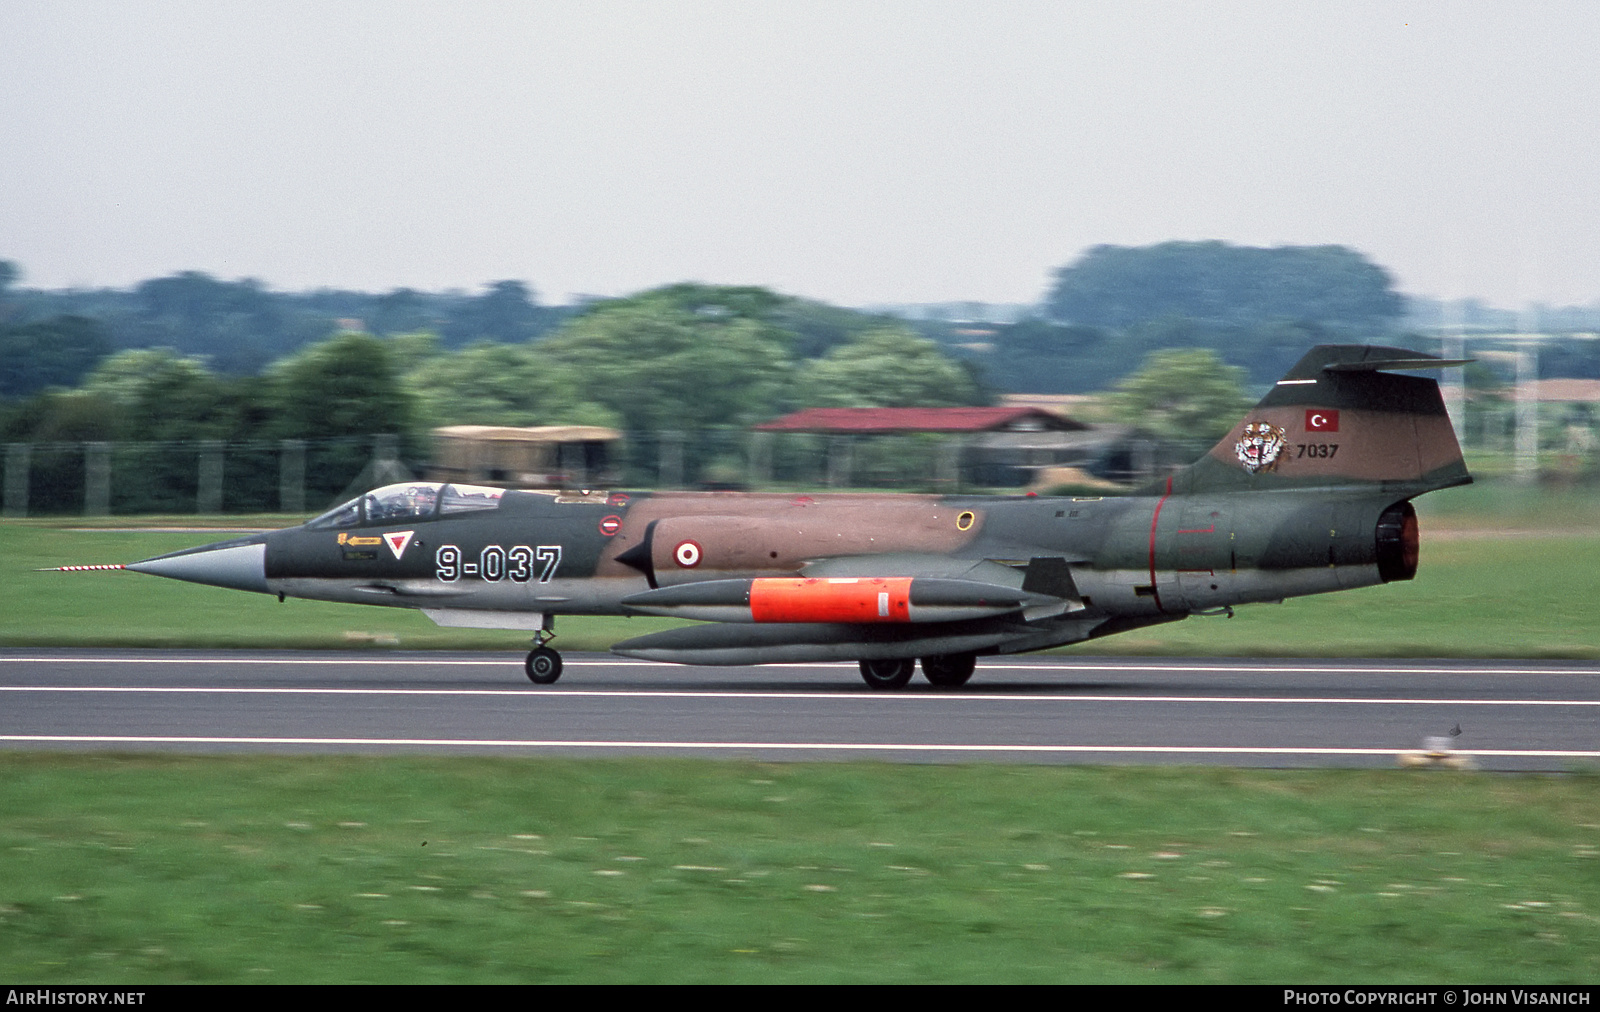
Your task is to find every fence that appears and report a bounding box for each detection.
[614,430,970,491]
[1,435,409,517]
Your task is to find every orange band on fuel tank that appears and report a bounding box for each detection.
[749,577,913,623]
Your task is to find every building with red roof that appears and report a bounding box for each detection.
[754,406,1089,435]
[754,406,1144,488]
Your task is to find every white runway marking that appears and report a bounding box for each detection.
[6,654,1592,766]
[3,733,1599,759]
[1,685,1596,707]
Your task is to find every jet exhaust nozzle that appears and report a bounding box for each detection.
[1375,501,1420,583]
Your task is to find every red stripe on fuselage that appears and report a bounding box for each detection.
[1148,476,1172,613]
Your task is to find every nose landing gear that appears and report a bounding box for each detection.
[525,646,562,684]
[524,622,563,684]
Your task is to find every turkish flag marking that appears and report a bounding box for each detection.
[1305,409,1339,432]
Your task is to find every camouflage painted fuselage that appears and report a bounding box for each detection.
[123,345,1470,667]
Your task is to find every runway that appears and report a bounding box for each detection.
[2,649,1597,770]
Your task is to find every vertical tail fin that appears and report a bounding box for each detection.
[1169,344,1472,495]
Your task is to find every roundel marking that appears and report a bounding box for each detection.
[607,492,631,507]
[956,511,976,531]
[598,515,623,536]
[674,540,702,567]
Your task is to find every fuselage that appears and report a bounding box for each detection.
[131,480,1419,662]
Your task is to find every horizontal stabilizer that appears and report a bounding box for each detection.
[1322,356,1472,372]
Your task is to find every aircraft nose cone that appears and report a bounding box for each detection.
[126,538,269,594]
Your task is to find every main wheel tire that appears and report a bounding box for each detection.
[921,653,976,688]
[858,657,914,690]
[525,646,563,684]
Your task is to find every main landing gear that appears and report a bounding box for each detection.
[524,624,563,684]
[920,652,976,688]
[858,658,915,690]
[858,653,977,690]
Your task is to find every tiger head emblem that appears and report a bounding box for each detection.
[1235,421,1286,474]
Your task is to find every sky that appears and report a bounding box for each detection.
[3,1,1598,309]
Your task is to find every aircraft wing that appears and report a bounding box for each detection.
[613,551,1092,664]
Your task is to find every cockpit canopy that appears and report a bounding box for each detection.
[305,482,505,529]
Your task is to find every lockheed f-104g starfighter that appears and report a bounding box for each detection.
[74,345,1470,689]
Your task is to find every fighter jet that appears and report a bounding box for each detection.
[80,344,1470,689]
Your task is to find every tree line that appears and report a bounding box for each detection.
[1,282,990,510]
[12,241,1600,410]
[3,241,1418,405]
[0,264,561,386]
[3,282,986,438]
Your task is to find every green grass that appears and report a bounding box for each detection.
[1415,479,1600,531]
[4,485,1599,656]
[2,756,1597,983]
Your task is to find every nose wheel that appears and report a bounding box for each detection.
[524,624,562,684]
[525,646,563,684]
